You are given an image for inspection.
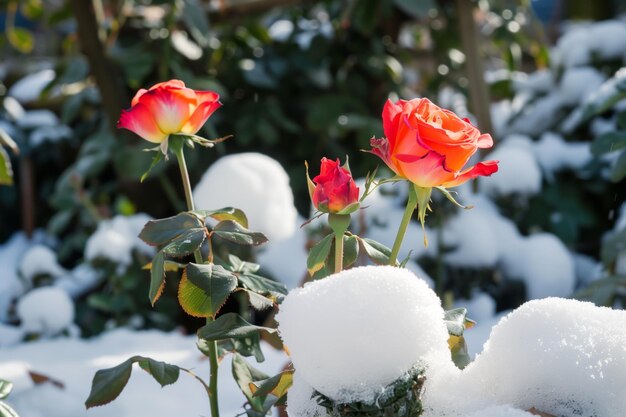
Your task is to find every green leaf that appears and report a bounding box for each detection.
[251,370,293,398]
[139,212,204,246]
[149,251,166,306]
[179,263,237,318]
[7,27,34,53]
[307,234,334,275]
[85,356,179,409]
[448,335,471,369]
[0,128,19,154]
[162,228,206,257]
[228,254,260,274]
[182,0,210,47]
[140,151,164,182]
[136,357,180,386]
[239,289,275,311]
[232,353,269,412]
[85,358,133,408]
[0,147,14,186]
[0,380,12,400]
[393,0,435,18]
[591,131,626,156]
[0,401,19,417]
[195,208,249,228]
[359,237,394,265]
[444,308,474,337]
[236,273,288,296]
[213,221,268,246]
[610,150,626,182]
[197,313,277,341]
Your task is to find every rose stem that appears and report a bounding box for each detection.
[334,230,344,273]
[172,139,221,417]
[388,184,418,266]
[328,213,351,273]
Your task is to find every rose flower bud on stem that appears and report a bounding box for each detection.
[306,157,360,273]
[369,98,499,264]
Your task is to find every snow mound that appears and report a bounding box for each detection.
[534,132,591,176]
[286,371,329,417]
[193,153,297,242]
[502,233,575,299]
[8,69,55,103]
[462,298,626,417]
[277,265,451,404]
[85,214,153,272]
[555,20,626,67]
[442,208,499,268]
[480,140,542,196]
[19,245,65,282]
[558,67,605,105]
[16,287,74,335]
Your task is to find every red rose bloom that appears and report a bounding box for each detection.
[118,80,221,143]
[311,158,359,214]
[370,98,498,188]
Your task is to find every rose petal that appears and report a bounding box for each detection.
[180,99,222,135]
[118,103,168,143]
[138,87,196,134]
[393,151,456,188]
[148,79,186,91]
[440,160,499,188]
[131,89,148,107]
[476,133,494,148]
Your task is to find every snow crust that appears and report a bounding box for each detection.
[194,153,297,242]
[277,265,452,404]
[555,20,626,67]
[534,132,591,176]
[558,67,606,106]
[16,287,74,335]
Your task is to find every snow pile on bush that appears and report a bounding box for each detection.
[19,245,65,282]
[194,152,298,242]
[430,298,626,417]
[85,213,153,272]
[16,287,74,336]
[277,265,452,412]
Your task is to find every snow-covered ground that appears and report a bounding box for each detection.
[0,329,287,417]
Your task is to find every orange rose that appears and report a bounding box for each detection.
[370,98,498,188]
[118,80,221,144]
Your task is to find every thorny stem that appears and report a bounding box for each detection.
[389,184,418,266]
[172,139,220,417]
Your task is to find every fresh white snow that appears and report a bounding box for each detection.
[194,153,298,242]
[16,287,75,336]
[277,265,452,404]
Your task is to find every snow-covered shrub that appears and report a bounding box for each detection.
[194,153,298,242]
[278,265,453,414]
[16,287,74,336]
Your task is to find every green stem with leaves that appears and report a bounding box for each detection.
[171,137,220,417]
[389,184,418,266]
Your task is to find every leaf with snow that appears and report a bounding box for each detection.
[0,380,12,400]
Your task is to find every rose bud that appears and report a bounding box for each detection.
[307,158,360,215]
[118,80,221,144]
